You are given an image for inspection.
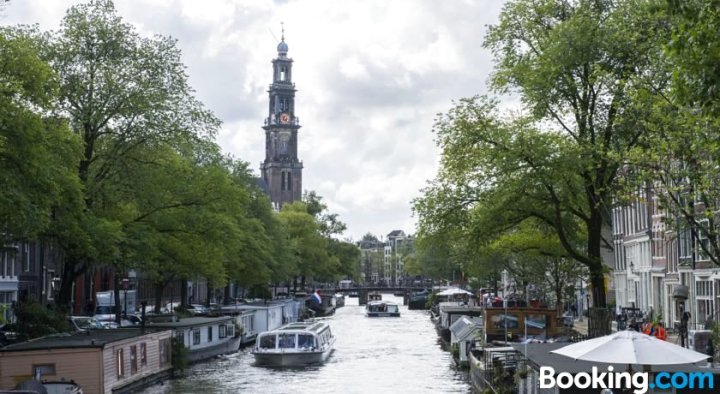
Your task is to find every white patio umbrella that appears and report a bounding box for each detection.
[551,330,710,365]
[437,288,473,297]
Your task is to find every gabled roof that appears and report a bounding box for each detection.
[450,316,484,341]
[387,230,405,237]
[0,329,161,352]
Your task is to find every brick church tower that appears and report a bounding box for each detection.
[261,30,303,209]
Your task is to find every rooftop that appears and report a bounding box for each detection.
[1,329,156,352]
[146,316,233,329]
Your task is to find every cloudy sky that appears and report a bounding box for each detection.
[2,0,506,241]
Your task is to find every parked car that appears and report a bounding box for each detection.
[561,314,574,328]
[69,316,105,332]
[187,304,208,315]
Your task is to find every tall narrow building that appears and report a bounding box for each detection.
[260,32,303,209]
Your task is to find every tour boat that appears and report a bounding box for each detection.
[251,321,335,367]
[365,300,401,317]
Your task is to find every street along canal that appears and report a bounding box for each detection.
[140,295,471,393]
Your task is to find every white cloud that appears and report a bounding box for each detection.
[2,0,506,241]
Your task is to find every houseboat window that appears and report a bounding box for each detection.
[140,343,147,366]
[130,345,138,374]
[208,326,213,342]
[260,334,276,349]
[159,339,171,366]
[116,349,125,378]
[31,364,55,377]
[279,333,296,349]
[298,334,314,349]
[243,315,255,331]
[219,325,227,338]
[491,313,519,330]
[193,329,201,345]
[526,314,549,337]
[226,324,234,337]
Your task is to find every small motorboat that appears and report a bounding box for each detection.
[365,300,400,317]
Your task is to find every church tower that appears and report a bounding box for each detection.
[261,29,303,209]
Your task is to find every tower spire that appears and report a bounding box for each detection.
[281,21,285,42]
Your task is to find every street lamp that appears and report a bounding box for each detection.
[121,278,129,320]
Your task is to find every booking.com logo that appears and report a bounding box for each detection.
[539,366,714,394]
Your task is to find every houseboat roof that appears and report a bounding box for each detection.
[512,343,713,373]
[449,316,484,341]
[0,329,160,352]
[146,316,233,328]
[440,305,484,314]
[223,301,287,310]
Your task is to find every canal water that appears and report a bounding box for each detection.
[140,295,471,394]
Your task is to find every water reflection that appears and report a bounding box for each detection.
[140,295,470,394]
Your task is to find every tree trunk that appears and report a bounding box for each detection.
[223,285,231,305]
[153,283,164,314]
[555,284,563,316]
[587,208,607,308]
[180,278,188,308]
[57,257,83,312]
[206,285,212,306]
[114,276,122,324]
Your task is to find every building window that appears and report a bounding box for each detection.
[31,364,56,377]
[193,329,201,345]
[227,324,234,338]
[281,171,286,191]
[208,326,213,342]
[116,349,125,378]
[140,342,147,366]
[130,345,138,374]
[287,172,292,191]
[219,325,227,339]
[159,339,171,366]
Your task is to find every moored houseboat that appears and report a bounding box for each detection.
[306,292,336,317]
[0,329,173,394]
[334,293,345,308]
[146,316,240,363]
[468,345,519,393]
[365,300,400,317]
[251,321,335,367]
[449,315,484,368]
[435,303,484,343]
[408,289,430,310]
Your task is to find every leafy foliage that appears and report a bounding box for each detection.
[11,302,71,341]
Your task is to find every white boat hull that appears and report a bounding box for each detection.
[252,348,333,367]
[366,311,400,317]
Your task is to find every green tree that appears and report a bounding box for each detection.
[416,0,664,310]
[42,0,220,307]
[624,1,720,267]
[0,28,82,246]
[279,202,331,289]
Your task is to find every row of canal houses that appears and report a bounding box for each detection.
[0,297,308,393]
